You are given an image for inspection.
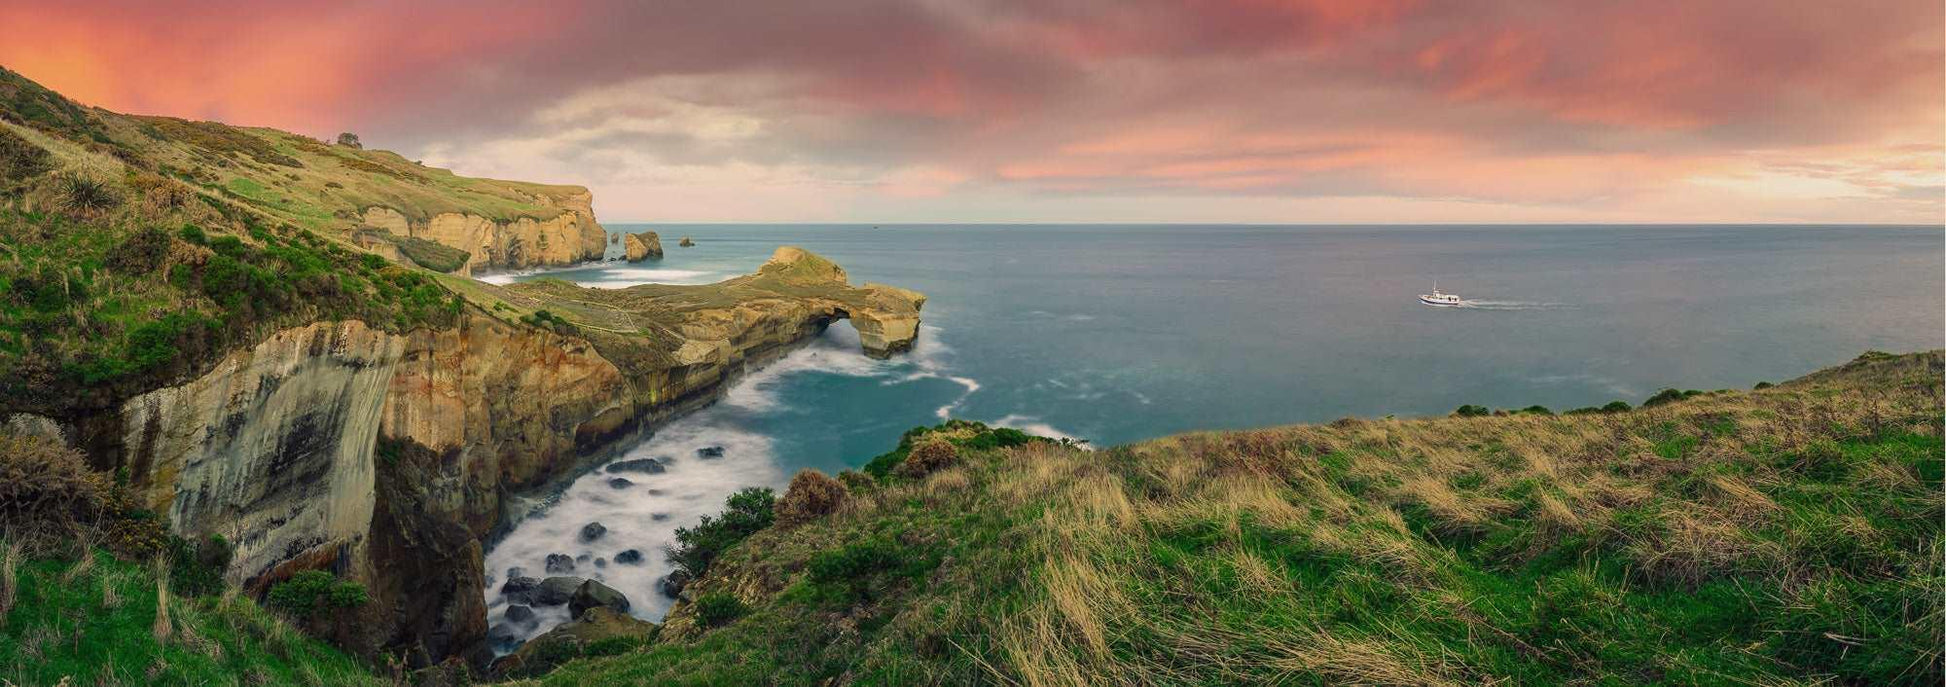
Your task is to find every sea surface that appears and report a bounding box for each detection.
[479,224,1944,647]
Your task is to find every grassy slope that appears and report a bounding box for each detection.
[0,65,582,230]
[524,351,1943,686]
[1,548,381,687]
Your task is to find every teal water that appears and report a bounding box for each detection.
[482,224,1943,643]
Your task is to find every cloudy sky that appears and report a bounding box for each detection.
[4,0,1941,223]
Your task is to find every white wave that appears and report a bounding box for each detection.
[992,414,1089,447]
[722,327,896,412]
[574,268,721,287]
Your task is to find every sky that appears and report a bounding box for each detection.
[3,0,1941,224]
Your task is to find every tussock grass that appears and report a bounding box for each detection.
[519,351,1942,686]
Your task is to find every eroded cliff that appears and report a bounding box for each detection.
[28,247,923,667]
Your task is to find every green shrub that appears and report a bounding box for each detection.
[1643,388,1689,407]
[267,570,368,619]
[105,227,172,274]
[693,592,747,628]
[166,533,232,597]
[1601,400,1633,413]
[1519,405,1554,415]
[1453,404,1491,418]
[178,224,207,245]
[666,487,775,579]
[1753,381,1774,390]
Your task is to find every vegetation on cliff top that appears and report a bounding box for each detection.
[519,351,1942,686]
[0,65,586,230]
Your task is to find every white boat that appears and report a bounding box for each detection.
[1419,283,1462,307]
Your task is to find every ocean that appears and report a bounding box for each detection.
[479,223,1943,646]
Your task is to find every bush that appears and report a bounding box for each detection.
[1601,401,1633,413]
[178,224,207,245]
[896,440,958,479]
[775,470,848,527]
[105,226,173,274]
[266,570,368,619]
[1753,381,1774,390]
[665,487,775,579]
[693,592,746,628]
[1643,388,1688,408]
[1520,405,1554,415]
[1453,404,1491,418]
[0,433,110,535]
[166,533,232,597]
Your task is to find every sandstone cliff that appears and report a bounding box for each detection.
[361,190,607,276]
[623,231,663,262]
[20,247,922,667]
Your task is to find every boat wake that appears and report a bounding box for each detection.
[1457,299,1573,311]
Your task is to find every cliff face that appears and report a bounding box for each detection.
[361,190,606,275]
[54,248,924,667]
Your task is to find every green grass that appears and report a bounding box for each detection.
[0,550,381,686]
[510,352,1942,686]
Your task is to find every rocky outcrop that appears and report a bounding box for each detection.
[56,247,922,669]
[623,231,662,262]
[361,190,605,276]
[489,608,655,679]
[678,236,694,247]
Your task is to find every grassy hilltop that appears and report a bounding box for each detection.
[520,351,1941,686]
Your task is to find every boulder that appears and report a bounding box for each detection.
[579,521,607,543]
[658,570,692,599]
[500,576,541,604]
[651,513,671,521]
[534,576,586,607]
[623,231,663,262]
[490,608,656,680]
[607,477,633,489]
[614,549,644,565]
[544,553,576,574]
[486,623,523,654]
[608,458,666,474]
[678,236,694,247]
[696,446,725,459]
[594,557,607,568]
[570,579,632,618]
[505,566,526,579]
[504,604,536,625]
[576,553,591,564]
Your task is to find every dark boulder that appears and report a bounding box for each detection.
[534,576,586,607]
[658,570,693,599]
[607,477,633,489]
[651,512,671,521]
[544,553,575,574]
[570,579,632,618]
[576,553,591,564]
[614,549,644,565]
[608,458,666,474]
[696,446,725,459]
[500,576,540,604]
[486,623,523,654]
[579,522,607,543]
[504,604,536,626]
[594,557,607,568]
[506,566,526,579]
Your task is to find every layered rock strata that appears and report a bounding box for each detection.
[31,247,922,667]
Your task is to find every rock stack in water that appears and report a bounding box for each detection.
[624,231,664,261]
